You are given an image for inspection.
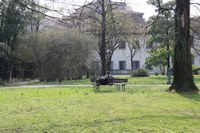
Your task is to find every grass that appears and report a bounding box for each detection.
[27,74,200,85]
[1,85,200,132]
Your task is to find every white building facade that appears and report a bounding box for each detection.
[110,35,200,75]
[111,40,149,74]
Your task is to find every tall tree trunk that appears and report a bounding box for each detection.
[106,51,113,71]
[169,0,198,92]
[100,54,107,75]
[100,0,107,76]
[166,27,172,83]
[9,58,13,82]
[131,53,134,70]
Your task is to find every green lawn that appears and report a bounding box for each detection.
[1,85,200,132]
[29,74,200,85]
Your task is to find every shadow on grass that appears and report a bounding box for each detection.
[94,88,123,93]
[178,92,200,102]
[150,76,168,81]
[96,90,115,93]
[94,87,126,93]
[65,114,200,131]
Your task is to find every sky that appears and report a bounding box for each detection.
[127,0,200,19]
[41,0,200,20]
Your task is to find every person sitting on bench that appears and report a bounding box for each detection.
[104,71,114,79]
[97,71,114,85]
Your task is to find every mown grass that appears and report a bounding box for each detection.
[0,85,200,132]
[30,78,91,85]
[29,74,200,85]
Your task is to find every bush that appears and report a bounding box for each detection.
[131,68,149,77]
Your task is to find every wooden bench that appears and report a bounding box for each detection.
[93,78,128,91]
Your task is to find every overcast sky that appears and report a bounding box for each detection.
[127,0,200,19]
[42,0,200,20]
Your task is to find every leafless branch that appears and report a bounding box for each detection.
[190,3,200,6]
[194,4,200,13]
[29,0,66,16]
[14,0,58,19]
[13,0,76,24]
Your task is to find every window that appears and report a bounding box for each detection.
[119,61,126,70]
[118,40,126,49]
[132,61,140,70]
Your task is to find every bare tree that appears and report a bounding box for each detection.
[75,0,141,75]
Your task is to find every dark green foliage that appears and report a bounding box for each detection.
[145,48,171,67]
[131,68,149,77]
[0,0,35,80]
[0,57,9,80]
[146,0,175,75]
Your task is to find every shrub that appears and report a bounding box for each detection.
[131,68,149,77]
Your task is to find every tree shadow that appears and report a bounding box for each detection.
[95,90,114,93]
[64,114,200,131]
[178,92,200,102]
[94,89,124,93]
[93,85,125,93]
[150,77,168,81]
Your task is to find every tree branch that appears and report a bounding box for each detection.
[14,0,75,25]
[190,3,200,6]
